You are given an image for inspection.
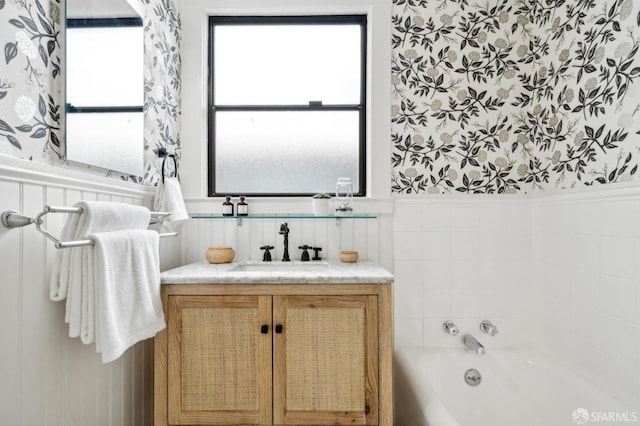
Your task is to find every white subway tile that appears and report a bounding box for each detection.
[394,231,426,261]
[394,286,423,319]
[423,260,453,289]
[395,318,423,347]
[600,236,636,280]
[598,274,637,322]
[423,289,453,318]
[394,261,424,288]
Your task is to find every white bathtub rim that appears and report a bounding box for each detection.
[394,348,462,426]
[394,346,636,426]
[530,346,639,410]
[395,345,637,408]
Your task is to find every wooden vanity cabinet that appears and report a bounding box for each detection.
[154,283,393,426]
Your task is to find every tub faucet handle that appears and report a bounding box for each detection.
[480,320,498,336]
[442,320,459,336]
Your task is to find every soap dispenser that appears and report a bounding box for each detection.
[237,195,248,216]
[222,196,234,216]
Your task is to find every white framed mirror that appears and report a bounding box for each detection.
[65,0,144,176]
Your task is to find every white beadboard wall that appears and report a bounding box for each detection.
[180,197,395,269]
[0,156,181,426]
[179,216,392,267]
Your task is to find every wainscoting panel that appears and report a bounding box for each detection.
[0,158,181,426]
[179,215,392,267]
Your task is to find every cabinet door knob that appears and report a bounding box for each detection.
[275,324,283,334]
[260,324,269,334]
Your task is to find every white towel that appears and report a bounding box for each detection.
[49,201,150,343]
[91,229,165,363]
[154,177,189,225]
[49,210,82,301]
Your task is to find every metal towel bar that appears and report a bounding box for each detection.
[1,205,177,249]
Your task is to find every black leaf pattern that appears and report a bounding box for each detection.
[391,0,640,193]
[38,44,48,67]
[9,18,25,28]
[38,95,46,117]
[4,42,17,64]
[31,128,46,138]
[0,119,15,133]
[7,135,21,149]
[19,15,38,32]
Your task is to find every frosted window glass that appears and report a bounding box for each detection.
[214,25,362,105]
[66,26,143,107]
[66,112,143,176]
[214,111,360,194]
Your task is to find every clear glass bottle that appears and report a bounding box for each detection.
[222,195,234,216]
[237,195,248,216]
[335,177,353,215]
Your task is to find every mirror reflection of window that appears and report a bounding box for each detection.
[66,18,143,176]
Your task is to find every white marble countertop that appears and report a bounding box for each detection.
[161,260,394,285]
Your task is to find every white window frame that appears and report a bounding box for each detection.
[179,0,391,208]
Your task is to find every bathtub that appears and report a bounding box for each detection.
[394,347,636,426]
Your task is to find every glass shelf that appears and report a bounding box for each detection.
[191,214,376,219]
[190,214,377,225]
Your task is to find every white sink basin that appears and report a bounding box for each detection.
[232,262,330,273]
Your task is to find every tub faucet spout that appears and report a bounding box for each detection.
[463,334,485,355]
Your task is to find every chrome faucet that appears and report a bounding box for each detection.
[279,222,290,262]
[480,320,498,336]
[442,321,459,336]
[463,334,485,355]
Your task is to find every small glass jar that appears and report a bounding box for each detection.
[335,177,353,215]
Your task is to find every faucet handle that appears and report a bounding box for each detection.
[260,245,274,262]
[311,247,323,260]
[298,245,312,261]
[480,320,498,336]
[442,320,459,336]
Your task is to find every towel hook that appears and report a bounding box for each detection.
[158,147,178,183]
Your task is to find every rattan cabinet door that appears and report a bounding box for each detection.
[273,295,379,425]
[167,295,272,425]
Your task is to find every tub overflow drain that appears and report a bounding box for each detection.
[464,368,481,386]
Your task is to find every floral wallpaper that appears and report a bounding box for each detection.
[391,0,640,194]
[141,0,181,185]
[3,0,639,194]
[0,0,62,160]
[0,0,181,185]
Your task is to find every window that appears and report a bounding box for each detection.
[65,18,143,175]
[208,15,366,197]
